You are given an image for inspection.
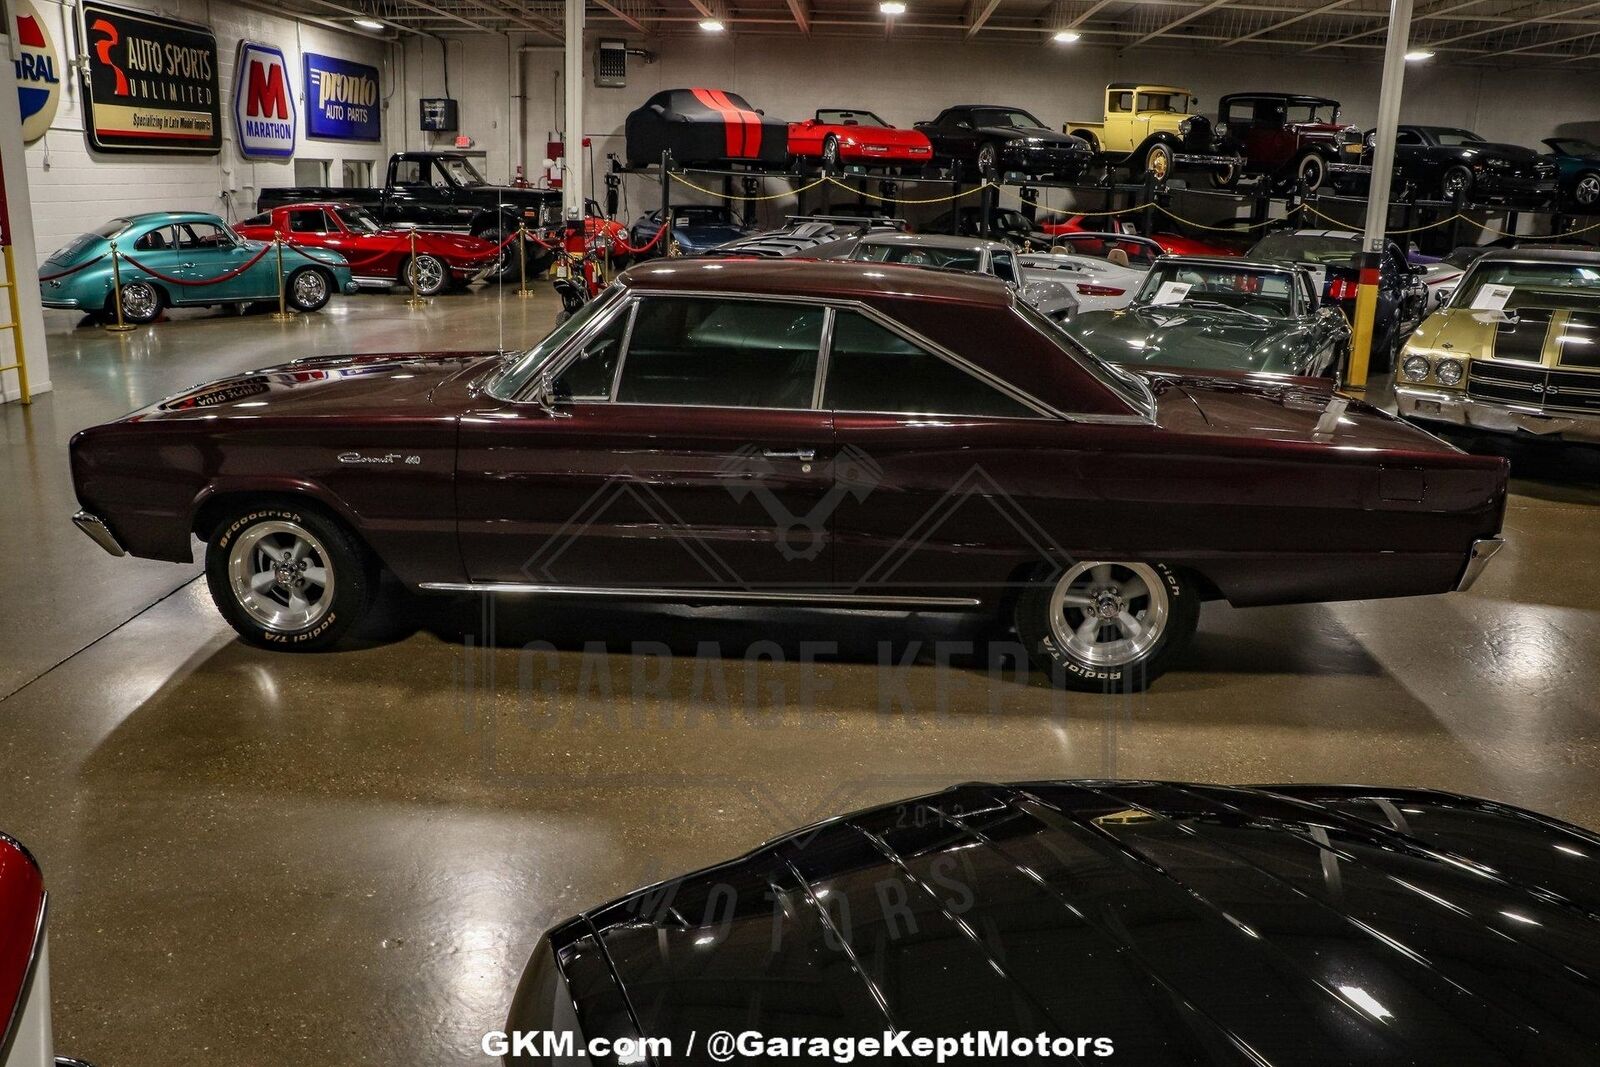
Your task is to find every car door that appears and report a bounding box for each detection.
[123,223,185,295]
[384,157,433,227]
[174,221,274,302]
[456,293,838,592]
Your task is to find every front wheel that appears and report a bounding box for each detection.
[822,135,842,173]
[1295,152,1328,191]
[1210,163,1240,189]
[1015,560,1199,692]
[1143,143,1174,182]
[205,503,373,650]
[286,267,330,312]
[405,253,449,296]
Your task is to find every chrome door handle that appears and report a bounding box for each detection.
[179,261,196,268]
[762,449,815,461]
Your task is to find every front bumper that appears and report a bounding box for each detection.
[1002,146,1092,173]
[1396,385,1600,445]
[72,510,126,557]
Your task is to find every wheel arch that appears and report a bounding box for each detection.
[191,483,378,570]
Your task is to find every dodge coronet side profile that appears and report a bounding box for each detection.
[70,260,1507,691]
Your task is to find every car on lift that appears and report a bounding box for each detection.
[233,203,500,297]
[625,88,790,170]
[1065,255,1351,379]
[1542,137,1600,211]
[625,204,756,257]
[1334,126,1558,206]
[787,107,934,172]
[830,232,1079,320]
[915,105,1094,180]
[257,151,561,280]
[38,212,356,325]
[1214,92,1366,191]
[1395,247,1600,445]
[1040,213,1244,257]
[501,780,1600,1066]
[1064,83,1241,182]
[1019,232,1161,314]
[708,215,905,258]
[69,258,1507,691]
[923,205,1054,249]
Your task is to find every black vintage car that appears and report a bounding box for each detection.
[1336,125,1557,206]
[503,780,1600,1065]
[625,88,790,169]
[915,105,1093,180]
[925,205,1054,248]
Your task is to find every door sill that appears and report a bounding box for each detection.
[416,582,981,608]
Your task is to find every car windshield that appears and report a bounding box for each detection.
[1285,102,1338,123]
[817,109,886,127]
[850,243,983,272]
[1135,262,1296,315]
[1015,300,1153,418]
[485,286,626,399]
[1430,128,1487,147]
[438,157,487,186]
[674,206,734,224]
[972,108,1046,130]
[1450,261,1600,312]
[335,207,382,234]
[1044,235,1162,268]
[1249,232,1359,265]
[1138,92,1193,114]
[1551,139,1600,156]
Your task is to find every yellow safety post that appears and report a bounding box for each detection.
[1347,261,1381,388]
[269,235,293,321]
[516,224,536,298]
[0,245,32,402]
[104,240,135,333]
[405,229,426,309]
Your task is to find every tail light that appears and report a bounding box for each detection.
[1327,278,1359,301]
[1076,283,1126,297]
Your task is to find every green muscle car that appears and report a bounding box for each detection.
[1063,256,1351,378]
[40,211,357,325]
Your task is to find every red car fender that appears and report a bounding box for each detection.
[0,833,45,1053]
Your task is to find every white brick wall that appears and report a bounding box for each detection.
[24,0,397,265]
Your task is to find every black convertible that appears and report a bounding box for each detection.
[915,105,1093,180]
[625,87,790,169]
[504,780,1600,1065]
[1337,124,1557,206]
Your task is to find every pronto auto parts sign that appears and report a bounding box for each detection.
[79,1,221,153]
[13,0,61,143]
[233,41,294,158]
[303,52,379,142]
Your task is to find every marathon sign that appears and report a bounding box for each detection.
[13,0,61,143]
[79,1,221,153]
[304,52,380,142]
[233,41,294,158]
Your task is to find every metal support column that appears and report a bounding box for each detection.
[562,0,585,224]
[1349,0,1414,389]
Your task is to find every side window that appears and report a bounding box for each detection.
[554,305,632,400]
[1110,92,1133,113]
[134,226,174,252]
[394,159,425,185]
[991,251,1017,285]
[615,297,824,409]
[175,223,232,250]
[288,210,330,234]
[824,310,1037,418]
[240,213,269,228]
[1396,130,1421,146]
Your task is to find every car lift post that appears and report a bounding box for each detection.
[1350,0,1414,390]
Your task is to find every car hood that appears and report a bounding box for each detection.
[126,351,500,422]
[978,125,1086,148]
[1069,305,1302,373]
[386,229,494,255]
[1460,141,1542,163]
[509,781,1600,1064]
[676,224,755,247]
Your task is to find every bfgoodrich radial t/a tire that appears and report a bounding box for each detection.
[1016,560,1200,692]
[205,503,373,650]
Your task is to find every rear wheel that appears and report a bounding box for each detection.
[205,503,373,650]
[286,267,330,312]
[1016,561,1199,692]
[1574,172,1600,208]
[109,280,162,324]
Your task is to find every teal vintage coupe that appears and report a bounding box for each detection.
[1064,256,1351,379]
[40,212,357,324]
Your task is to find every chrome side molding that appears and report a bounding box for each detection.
[1456,537,1505,592]
[417,582,981,608]
[71,511,125,557]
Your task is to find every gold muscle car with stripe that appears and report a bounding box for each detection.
[1395,248,1600,444]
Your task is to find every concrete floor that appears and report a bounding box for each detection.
[2,286,1599,1066]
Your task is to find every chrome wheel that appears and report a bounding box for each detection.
[292,269,327,307]
[1577,174,1600,207]
[227,520,335,631]
[977,143,998,176]
[1146,145,1172,181]
[823,136,841,172]
[120,282,159,322]
[410,254,446,295]
[1298,154,1326,191]
[1047,561,1169,668]
[1441,166,1472,199]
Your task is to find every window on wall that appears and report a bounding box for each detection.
[342,159,374,188]
[294,159,331,186]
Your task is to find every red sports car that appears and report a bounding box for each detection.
[234,204,501,296]
[1042,213,1241,257]
[2,830,85,1066]
[788,108,934,170]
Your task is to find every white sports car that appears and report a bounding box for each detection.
[829,231,1081,320]
[1019,232,1160,315]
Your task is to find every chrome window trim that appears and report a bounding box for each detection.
[502,289,630,403]
[813,307,836,411]
[417,582,981,607]
[544,302,636,403]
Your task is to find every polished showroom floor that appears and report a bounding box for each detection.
[3,286,1599,1066]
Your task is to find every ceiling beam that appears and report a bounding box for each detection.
[785,0,809,34]
[683,0,716,18]
[1222,0,1354,47]
[1425,0,1600,49]
[1306,0,1487,53]
[468,0,563,37]
[1126,0,1236,49]
[593,0,647,33]
[965,0,1003,38]
[1476,23,1600,60]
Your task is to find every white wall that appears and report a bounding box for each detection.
[23,0,397,264]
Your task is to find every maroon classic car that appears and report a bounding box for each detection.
[69,259,1507,691]
[1215,92,1365,191]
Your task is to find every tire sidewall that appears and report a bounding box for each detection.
[1297,153,1327,191]
[410,253,448,296]
[118,281,162,323]
[287,267,330,312]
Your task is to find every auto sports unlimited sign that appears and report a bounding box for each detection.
[303,52,379,142]
[79,1,221,153]
[233,41,294,158]
[12,0,61,143]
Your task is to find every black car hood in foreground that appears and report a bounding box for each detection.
[507,781,1600,1065]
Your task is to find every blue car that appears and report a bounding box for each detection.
[626,205,756,257]
[1543,137,1600,211]
[40,211,357,324]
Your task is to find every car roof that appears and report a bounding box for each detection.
[1265,229,1359,240]
[1477,246,1600,265]
[1220,92,1339,106]
[1107,82,1189,92]
[617,257,1014,307]
[1156,254,1298,274]
[124,211,225,226]
[858,233,1005,253]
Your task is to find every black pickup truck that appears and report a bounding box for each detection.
[258,152,561,276]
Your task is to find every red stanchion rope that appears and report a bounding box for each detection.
[38,253,110,282]
[458,229,527,261]
[281,239,390,273]
[119,243,274,286]
[609,224,667,257]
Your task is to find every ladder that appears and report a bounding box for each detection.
[0,243,28,405]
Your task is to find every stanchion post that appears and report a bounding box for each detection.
[517,224,536,298]
[405,229,426,309]
[104,241,135,333]
[269,235,293,321]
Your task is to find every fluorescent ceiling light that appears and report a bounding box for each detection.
[1052,30,1081,43]
[698,17,725,31]
[1404,49,1434,61]
[879,1,907,13]
[353,17,385,29]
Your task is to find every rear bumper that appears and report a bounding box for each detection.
[72,510,125,557]
[1396,385,1600,444]
[1456,538,1504,592]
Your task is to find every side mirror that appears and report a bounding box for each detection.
[1436,287,1454,305]
[532,373,560,413]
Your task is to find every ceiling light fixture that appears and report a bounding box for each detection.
[353,17,385,29]
[698,17,725,31]
[1404,49,1434,61]
[879,1,907,14]
[1052,30,1080,43]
